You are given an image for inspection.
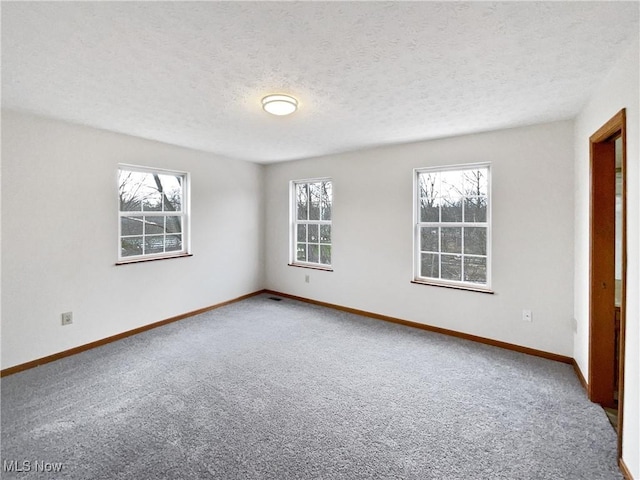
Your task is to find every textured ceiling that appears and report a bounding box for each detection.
[2,2,639,163]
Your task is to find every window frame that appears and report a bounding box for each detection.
[289,177,333,271]
[413,163,492,293]
[116,164,191,264]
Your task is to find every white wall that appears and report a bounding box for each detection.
[1,110,264,369]
[265,121,575,356]
[574,35,640,478]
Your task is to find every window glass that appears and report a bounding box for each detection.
[415,165,490,288]
[292,179,332,268]
[118,166,189,261]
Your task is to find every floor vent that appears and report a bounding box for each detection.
[269,297,283,302]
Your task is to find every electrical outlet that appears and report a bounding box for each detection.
[61,312,73,326]
[305,275,310,283]
[522,310,532,322]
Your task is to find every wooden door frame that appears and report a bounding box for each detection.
[589,108,626,458]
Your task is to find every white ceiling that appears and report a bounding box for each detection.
[2,2,638,164]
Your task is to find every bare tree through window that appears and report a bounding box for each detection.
[293,179,332,267]
[118,167,187,259]
[416,165,489,287]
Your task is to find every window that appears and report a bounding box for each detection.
[291,178,332,269]
[118,165,189,262]
[414,164,490,290]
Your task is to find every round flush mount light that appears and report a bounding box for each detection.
[261,94,298,116]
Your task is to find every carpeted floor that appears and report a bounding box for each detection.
[1,294,621,479]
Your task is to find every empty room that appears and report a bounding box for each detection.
[1,2,639,479]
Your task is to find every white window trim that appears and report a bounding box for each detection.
[289,177,333,271]
[117,164,191,264]
[413,162,492,293]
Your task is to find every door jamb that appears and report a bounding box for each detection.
[588,108,626,459]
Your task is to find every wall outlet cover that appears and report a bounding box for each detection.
[61,312,73,326]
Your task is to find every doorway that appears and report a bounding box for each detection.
[588,109,626,458]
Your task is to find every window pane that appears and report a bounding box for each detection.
[121,237,143,257]
[421,253,439,279]
[420,197,440,222]
[463,169,488,196]
[441,170,463,222]
[308,224,319,243]
[165,216,182,234]
[145,216,165,235]
[309,183,321,220]
[464,227,486,255]
[320,225,331,243]
[441,196,462,222]
[296,184,308,220]
[297,243,307,262]
[419,172,439,200]
[321,182,332,220]
[464,197,487,222]
[118,170,146,211]
[320,245,331,265]
[441,170,463,195]
[441,254,462,281]
[420,227,438,252]
[308,244,319,263]
[121,216,143,236]
[141,173,163,212]
[145,235,164,254]
[297,224,307,243]
[464,256,487,283]
[419,171,440,222]
[441,227,462,254]
[165,234,182,252]
[158,174,183,212]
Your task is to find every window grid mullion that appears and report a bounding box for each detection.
[438,225,442,279]
[305,183,310,221]
[461,224,465,282]
[119,211,183,216]
[162,217,166,254]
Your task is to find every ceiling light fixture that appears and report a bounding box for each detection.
[262,94,298,116]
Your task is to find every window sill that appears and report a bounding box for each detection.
[288,263,333,272]
[116,253,193,266]
[411,279,494,294]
